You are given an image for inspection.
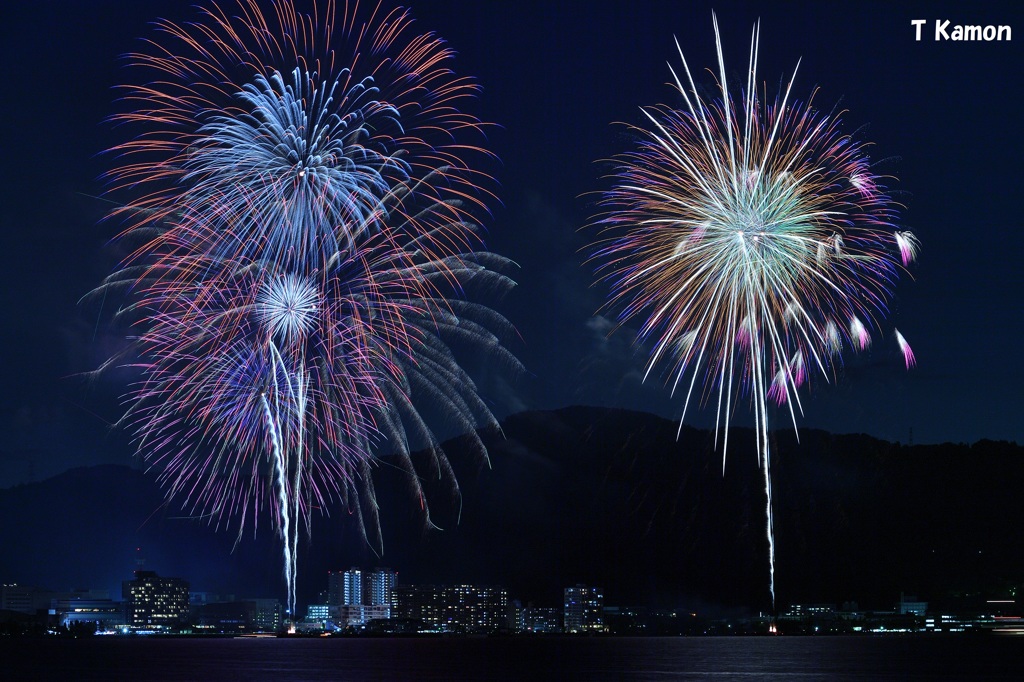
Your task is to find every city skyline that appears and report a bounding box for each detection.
[7,566,1021,637]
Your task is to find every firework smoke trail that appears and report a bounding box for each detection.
[259,340,309,617]
[590,16,918,607]
[260,371,294,615]
[92,0,518,616]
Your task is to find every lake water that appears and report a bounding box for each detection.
[3,635,1023,680]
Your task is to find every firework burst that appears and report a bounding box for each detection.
[94,0,517,617]
[258,273,321,343]
[590,16,918,607]
[107,0,491,270]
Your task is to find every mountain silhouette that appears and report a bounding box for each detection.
[1,407,1020,614]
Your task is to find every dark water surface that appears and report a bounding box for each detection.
[3,635,1023,680]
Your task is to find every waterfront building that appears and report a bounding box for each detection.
[252,598,283,632]
[393,584,508,633]
[306,603,330,622]
[328,568,396,626]
[194,601,256,633]
[899,593,928,616]
[52,596,125,630]
[524,606,562,633]
[122,570,189,631]
[563,584,604,633]
[779,604,837,620]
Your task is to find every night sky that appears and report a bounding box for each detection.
[1,0,1022,495]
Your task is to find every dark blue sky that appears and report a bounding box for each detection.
[1,0,1022,489]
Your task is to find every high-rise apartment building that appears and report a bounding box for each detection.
[563,584,604,633]
[327,568,396,626]
[327,570,345,608]
[344,569,363,607]
[365,569,395,609]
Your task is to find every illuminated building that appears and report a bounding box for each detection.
[252,598,283,632]
[508,599,525,632]
[364,569,396,609]
[53,596,125,630]
[393,584,508,633]
[193,601,255,633]
[6,586,121,630]
[122,570,189,631]
[524,606,562,633]
[779,603,837,620]
[563,584,604,633]
[327,570,345,607]
[341,569,361,606]
[189,598,281,633]
[328,568,396,627]
[306,603,330,622]
[898,593,928,616]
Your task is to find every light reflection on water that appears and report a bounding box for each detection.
[4,635,1023,681]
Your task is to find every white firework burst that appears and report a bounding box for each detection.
[258,273,319,343]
